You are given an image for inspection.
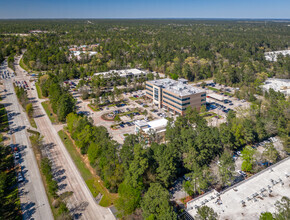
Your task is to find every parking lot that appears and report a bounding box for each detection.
[71,87,171,144]
[69,79,252,143]
[204,84,250,126]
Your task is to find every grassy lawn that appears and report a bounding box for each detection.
[35,82,44,99]
[224,91,233,97]
[41,101,58,124]
[129,97,139,101]
[0,104,9,131]
[88,104,100,112]
[19,57,29,72]
[108,103,116,107]
[58,130,118,207]
[207,86,220,92]
[28,116,37,128]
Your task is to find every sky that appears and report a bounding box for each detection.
[0,0,289,19]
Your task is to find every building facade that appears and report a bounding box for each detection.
[146,78,206,115]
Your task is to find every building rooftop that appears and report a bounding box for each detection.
[208,93,225,101]
[262,78,290,96]
[264,50,290,61]
[186,157,290,219]
[147,78,204,97]
[135,118,168,134]
[94,68,147,78]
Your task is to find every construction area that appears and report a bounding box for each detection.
[186,157,290,219]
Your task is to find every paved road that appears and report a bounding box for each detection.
[1,64,53,220]
[13,56,115,219]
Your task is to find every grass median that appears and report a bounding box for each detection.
[19,57,29,72]
[35,82,44,99]
[0,104,9,131]
[41,101,58,124]
[58,129,118,207]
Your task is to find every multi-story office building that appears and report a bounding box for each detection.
[145,78,206,115]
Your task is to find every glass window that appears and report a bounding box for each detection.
[154,88,159,101]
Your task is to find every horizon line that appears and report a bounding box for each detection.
[0,18,290,20]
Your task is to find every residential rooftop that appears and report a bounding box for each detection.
[147,78,204,97]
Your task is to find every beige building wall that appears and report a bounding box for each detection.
[146,81,206,115]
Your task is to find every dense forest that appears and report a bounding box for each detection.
[0,19,289,83]
[0,19,289,219]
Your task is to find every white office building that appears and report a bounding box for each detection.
[94,68,148,78]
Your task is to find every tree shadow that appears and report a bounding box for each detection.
[22,201,36,220]
[59,183,67,191]
[2,102,12,107]
[70,201,89,219]
[34,114,45,118]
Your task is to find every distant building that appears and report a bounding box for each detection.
[94,68,148,78]
[91,44,100,48]
[264,50,290,61]
[145,78,206,115]
[135,118,168,143]
[262,78,290,96]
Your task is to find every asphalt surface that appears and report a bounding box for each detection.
[1,65,53,220]
[13,56,115,219]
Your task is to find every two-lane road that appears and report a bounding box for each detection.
[13,57,115,219]
[1,74,53,220]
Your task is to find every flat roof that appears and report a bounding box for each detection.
[148,118,168,129]
[264,50,290,61]
[262,78,290,96]
[135,118,168,133]
[186,157,290,219]
[94,68,146,77]
[135,120,149,127]
[147,79,204,97]
[208,93,225,101]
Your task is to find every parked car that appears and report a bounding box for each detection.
[17,173,24,182]
[237,170,247,177]
[14,152,20,159]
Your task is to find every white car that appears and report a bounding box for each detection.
[14,152,20,159]
[237,170,246,177]
[17,173,24,182]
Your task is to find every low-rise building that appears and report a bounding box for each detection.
[94,68,148,79]
[145,78,206,115]
[135,118,168,143]
[185,157,290,219]
[261,78,290,96]
[264,50,290,61]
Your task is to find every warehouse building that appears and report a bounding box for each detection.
[185,157,290,220]
[145,78,206,115]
